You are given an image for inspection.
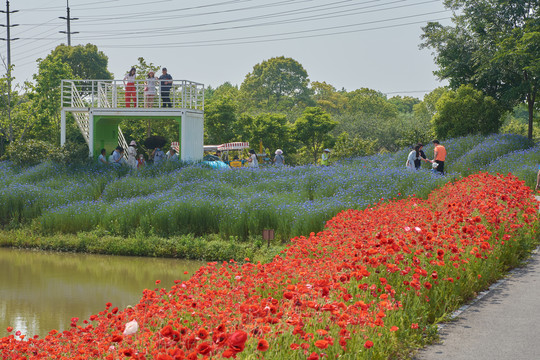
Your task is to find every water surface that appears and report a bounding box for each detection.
[0,248,203,338]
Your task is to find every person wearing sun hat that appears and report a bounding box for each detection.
[321,149,331,166]
[144,71,158,108]
[273,149,285,167]
[127,140,138,169]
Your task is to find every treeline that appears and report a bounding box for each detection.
[1,31,538,166]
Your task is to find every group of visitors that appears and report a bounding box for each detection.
[98,141,179,168]
[406,140,446,174]
[123,67,173,108]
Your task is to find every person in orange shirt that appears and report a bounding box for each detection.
[431,139,446,174]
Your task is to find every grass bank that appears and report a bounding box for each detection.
[0,229,286,263]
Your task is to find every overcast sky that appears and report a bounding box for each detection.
[2,0,451,98]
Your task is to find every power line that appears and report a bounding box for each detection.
[78,0,438,40]
[96,11,450,48]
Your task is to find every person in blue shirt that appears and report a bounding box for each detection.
[152,147,165,165]
[110,146,125,167]
[98,149,108,165]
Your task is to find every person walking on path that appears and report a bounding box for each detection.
[273,149,285,167]
[431,140,446,175]
[123,67,137,108]
[127,140,138,169]
[159,68,173,108]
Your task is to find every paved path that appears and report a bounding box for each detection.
[416,197,540,360]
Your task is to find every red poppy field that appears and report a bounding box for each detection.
[2,172,538,360]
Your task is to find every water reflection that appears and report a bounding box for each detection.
[0,248,203,338]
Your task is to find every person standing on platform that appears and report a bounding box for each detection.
[144,71,158,108]
[127,140,138,169]
[159,68,173,108]
[123,67,137,108]
[431,139,447,175]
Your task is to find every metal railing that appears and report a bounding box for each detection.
[61,79,205,110]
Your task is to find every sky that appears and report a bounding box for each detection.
[1,0,452,99]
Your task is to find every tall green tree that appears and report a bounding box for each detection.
[204,95,238,145]
[32,56,74,141]
[240,56,312,112]
[311,81,347,114]
[421,0,539,139]
[49,44,113,80]
[250,113,291,155]
[293,107,337,164]
[432,84,502,138]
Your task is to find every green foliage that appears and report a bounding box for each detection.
[311,81,347,114]
[421,0,539,139]
[0,229,285,263]
[332,132,378,159]
[249,113,292,155]
[132,57,161,80]
[292,107,337,163]
[6,140,54,166]
[432,85,502,138]
[204,95,238,144]
[240,56,313,112]
[389,95,421,113]
[6,140,90,166]
[48,44,113,80]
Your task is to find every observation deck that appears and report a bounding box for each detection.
[60,79,205,160]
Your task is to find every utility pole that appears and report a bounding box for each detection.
[59,0,78,46]
[0,0,19,143]
[0,0,19,71]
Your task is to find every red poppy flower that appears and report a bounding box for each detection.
[257,338,269,351]
[364,340,374,349]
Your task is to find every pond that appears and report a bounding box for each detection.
[0,248,203,338]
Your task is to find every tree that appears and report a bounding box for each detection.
[32,56,74,141]
[292,107,337,164]
[240,56,312,112]
[389,95,421,113]
[132,57,160,81]
[250,113,291,155]
[432,84,502,138]
[48,44,113,80]
[204,95,238,145]
[332,132,378,159]
[311,81,347,114]
[421,0,539,139]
